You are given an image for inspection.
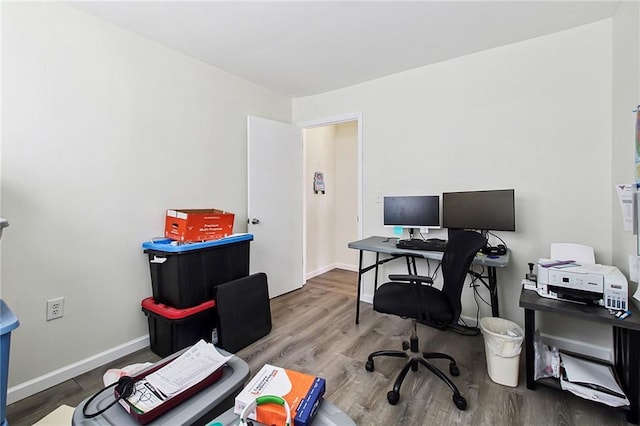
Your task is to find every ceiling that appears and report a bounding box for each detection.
[67,1,621,98]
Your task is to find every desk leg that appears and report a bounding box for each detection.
[405,256,412,275]
[374,252,380,292]
[488,267,499,317]
[524,307,536,390]
[356,250,364,325]
[614,326,639,424]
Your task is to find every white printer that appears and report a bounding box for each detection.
[536,259,629,311]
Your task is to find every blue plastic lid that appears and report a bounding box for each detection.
[0,299,20,335]
[142,233,254,253]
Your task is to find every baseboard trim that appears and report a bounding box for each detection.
[7,335,150,404]
[306,264,336,280]
[360,294,373,304]
[335,263,358,272]
[306,263,358,280]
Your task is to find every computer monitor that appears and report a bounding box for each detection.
[442,189,515,232]
[383,195,440,229]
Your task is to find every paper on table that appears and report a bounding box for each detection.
[561,353,630,407]
[125,379,168,413]
[561,353,626,396]
[561,376,630,407]
[146,340,232,396]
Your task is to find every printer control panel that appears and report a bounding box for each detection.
[604,282,628,310]
[548,270,602,293]
[536,259,629,311]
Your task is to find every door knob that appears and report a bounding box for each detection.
[250,218,260,225]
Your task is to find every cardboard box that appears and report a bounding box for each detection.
[234,364,325,426]
[165,209,234,242]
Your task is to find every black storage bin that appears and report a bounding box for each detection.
[141,297,216,357]
[142,234,253,309]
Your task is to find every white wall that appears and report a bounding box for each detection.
[294,20,615,352]
[305,126,337,276]
[333,122,359,269]
[1,2,290,396]
[612,1,640,289]
[304,121,358,277]
[3,1,638,403]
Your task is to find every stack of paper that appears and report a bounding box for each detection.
[125,340,232,413]
[560,353,630,407]
[146,340,231,396]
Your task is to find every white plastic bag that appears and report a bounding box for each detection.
[533,330,560,380]
[480,317,524,358]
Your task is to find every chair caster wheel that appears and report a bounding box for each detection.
[387,390,400,405]
[453,394,467,410]
[449,364,459,376]
[402,341,410,350]
[365,360,374,372]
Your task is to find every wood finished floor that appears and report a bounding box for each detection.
[7,269,630,425]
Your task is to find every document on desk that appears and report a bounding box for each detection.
[560,353,630,407]
[145,339,232,397]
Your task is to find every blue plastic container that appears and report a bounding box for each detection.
[0,299,19,426]
[141,233,253,253]
[142,234,254,308]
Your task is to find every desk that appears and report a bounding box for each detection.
[348,236,510,324]
[519,288,640,424]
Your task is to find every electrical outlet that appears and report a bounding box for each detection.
[47,297,64,321]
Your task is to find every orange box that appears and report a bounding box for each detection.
[165,209,234,243]
[234,364,325,426]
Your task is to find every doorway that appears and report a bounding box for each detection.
[300,113,362,279]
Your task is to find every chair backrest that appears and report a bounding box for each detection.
[441,230,488,322]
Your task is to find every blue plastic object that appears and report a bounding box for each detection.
[0,299,19,426]
[142,233,253,253]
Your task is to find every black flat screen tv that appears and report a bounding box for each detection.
[383,195,440,229]
[442,189,515,231]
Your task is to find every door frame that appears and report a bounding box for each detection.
[297,112,363,276]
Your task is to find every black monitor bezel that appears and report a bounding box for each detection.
[442,189,515,232]
[383,195,441,229]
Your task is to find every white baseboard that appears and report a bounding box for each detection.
[306,263,358,280]
[360,293,373,304]
[7,335,150,404]
[335,263,358,272]
[306,264,336,280]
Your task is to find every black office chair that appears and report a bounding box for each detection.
[365,230,487,410]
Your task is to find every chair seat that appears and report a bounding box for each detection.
[373,282,454,325]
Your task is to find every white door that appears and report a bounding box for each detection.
[248,116,304,298]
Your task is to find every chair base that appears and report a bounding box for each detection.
[365,330,467,410]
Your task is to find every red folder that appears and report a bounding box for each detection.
[114,355,225,424]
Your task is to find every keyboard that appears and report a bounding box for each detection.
[396,239,448,252]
